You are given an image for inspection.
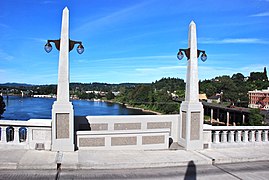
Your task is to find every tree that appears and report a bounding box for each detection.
[248,109,264,126]
[249,72,267,82]
[106,91,115,100]
[231,73,245,82]
[130,85,152,105]
[0,95,6,117]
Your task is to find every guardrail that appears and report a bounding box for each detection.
[203,124,269,148]
[0,119,52,150]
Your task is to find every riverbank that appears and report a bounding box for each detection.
[104,99,162,115]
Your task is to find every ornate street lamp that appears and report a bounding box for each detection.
[44,39,84,54]
[177,48,207,62]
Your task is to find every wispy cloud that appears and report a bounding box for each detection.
[41,1,57,4]
[74,1,150,35]
[250,11,269,17]
[199,38,269,44]
[0,23,9,28]
[136,65,185,73]
[89,55,175,63]
[0,49,14,61]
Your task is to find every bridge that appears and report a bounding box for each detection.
[0,8,268,174]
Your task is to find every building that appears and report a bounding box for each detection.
[207,94,221,103]
[248,87,269,110]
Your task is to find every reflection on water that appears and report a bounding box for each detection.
[1,96,154,120]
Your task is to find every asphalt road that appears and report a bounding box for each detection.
[0,161,268,180]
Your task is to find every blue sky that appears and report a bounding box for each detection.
[0,0,269,85]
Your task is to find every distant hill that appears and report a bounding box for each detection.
[0,83,33,87]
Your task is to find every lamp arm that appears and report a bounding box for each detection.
[47,39,82,52]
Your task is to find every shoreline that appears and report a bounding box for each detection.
[104,99,162,115]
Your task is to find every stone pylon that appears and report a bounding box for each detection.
[51,7,74,151]
[178,21,204,150]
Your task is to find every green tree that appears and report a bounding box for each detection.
[106,91,115,100]
[249,72,267,82]
[231,73,245,82]
[0,95,6,117]
[153,90,179,114]
[130,85,152,106]
[248,109,264,126]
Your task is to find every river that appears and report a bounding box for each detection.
[1,96,154,120]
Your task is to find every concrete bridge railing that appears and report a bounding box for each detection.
[0,119,52,150]
[76,115,179,150]
[203,124,269,149]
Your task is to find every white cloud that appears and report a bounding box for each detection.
[199,38,269,44]
[250,12,269,17]
[41,1,57,4]
[74,2,149,35]
[90,55,175,63]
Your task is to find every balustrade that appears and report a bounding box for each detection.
[205,125,269,148]
[0,119,51,149]
[0,126,27,144]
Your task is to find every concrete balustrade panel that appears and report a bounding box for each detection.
[181,112,187,139]
[56,113,69,139]
[90,124,108,131]
[190,112,200,140]
[84,115,179,142]
[111,136,137,146]
[32,129,51,140]
[114,123,141,130]
[79,137,105,147]
[76,129,169,150]
[142,135,164,145]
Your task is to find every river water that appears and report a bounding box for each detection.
[1,96,153,120]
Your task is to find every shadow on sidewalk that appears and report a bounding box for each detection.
[184,160,197,180]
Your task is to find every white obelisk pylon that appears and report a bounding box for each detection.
[51,7,74,151]
[178,21,204,150]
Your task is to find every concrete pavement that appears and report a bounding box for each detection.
[0,146,268,170]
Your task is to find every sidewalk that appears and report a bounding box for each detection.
[0,146,268,170]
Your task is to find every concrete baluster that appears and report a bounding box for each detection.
[262,130,268,142]
[228,131,235,143]
[235,130,242,143]
[0,126,7,143]
[221,131,227,143]
[24,127,29,143]
[256,130,262,142]
[14,127,20,144]
[249,130,255,142]
[213,131,220,143]
[243,130,249,142]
